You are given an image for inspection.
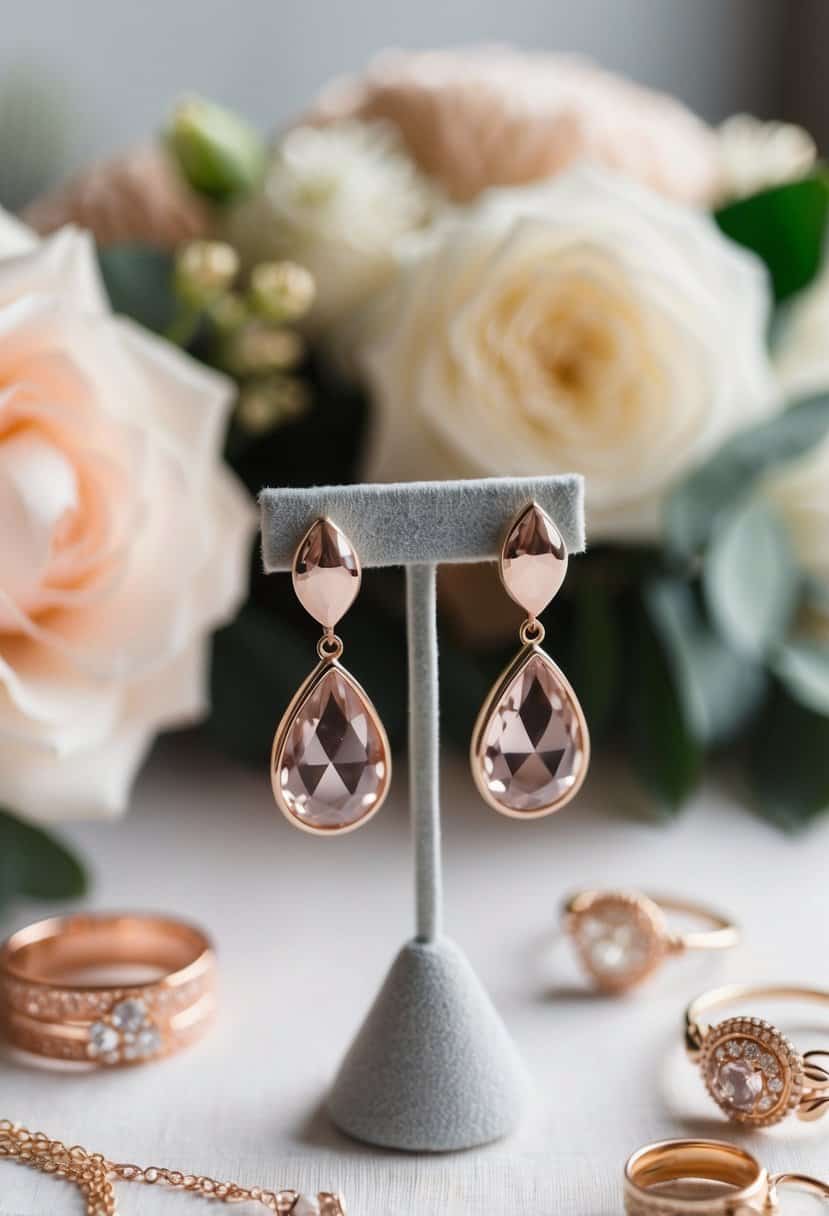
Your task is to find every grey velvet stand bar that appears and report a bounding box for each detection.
[260,476,585,1152]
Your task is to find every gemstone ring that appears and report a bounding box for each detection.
[686,984,829,1128]
[563,890,738,995]
[0,913,216,1068]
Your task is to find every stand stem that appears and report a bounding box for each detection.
[406,563,443,942]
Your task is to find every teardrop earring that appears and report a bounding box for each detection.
[470,502,590,819]
[271,518,391,835]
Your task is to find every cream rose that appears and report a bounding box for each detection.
[715,115,817,204]
[0,213,256,822]
[362,166,779,540]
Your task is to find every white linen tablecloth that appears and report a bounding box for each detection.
[1,737,827,1215]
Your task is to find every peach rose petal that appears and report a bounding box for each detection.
[310,48,720,205]
[0,213,256,821]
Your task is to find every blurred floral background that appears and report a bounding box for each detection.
[1,1,829,908]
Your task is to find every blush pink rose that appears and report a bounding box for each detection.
[0,212,256,822]
[310,46,720,205]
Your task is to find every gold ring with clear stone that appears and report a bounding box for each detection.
[562,890,738,995]
[686,984,829,1128]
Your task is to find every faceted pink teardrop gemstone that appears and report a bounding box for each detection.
[501,503,567,618]
[276,665,389,831]
[293,518,360,629]
[480,651,587,814]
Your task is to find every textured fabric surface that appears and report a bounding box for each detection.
[260,475,584,571]
[328,937,530,1150]
[406,564,442,944]
[2,745,828,1215]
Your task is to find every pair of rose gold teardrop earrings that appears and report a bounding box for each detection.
[270,502,590,836]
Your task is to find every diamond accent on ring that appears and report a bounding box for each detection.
[86,1000,162,1066]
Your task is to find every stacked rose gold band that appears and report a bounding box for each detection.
[0,914,216,1068]
[624,1138,829,1215]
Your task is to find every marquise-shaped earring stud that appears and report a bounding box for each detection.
[271,518,391,835]
[470,502,590,819]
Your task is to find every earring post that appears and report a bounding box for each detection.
[406,563,442,942]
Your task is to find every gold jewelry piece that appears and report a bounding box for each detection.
[624,1137,829,1215]
[685,984,829,1128]
[470,502,589,818]
[0,913,215,1068]
[271,517,391,835]
[0,1120,346,1216]
[563,890,738,994]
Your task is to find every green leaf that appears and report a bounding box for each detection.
[703,497,799,659]
[750,688,829,827]
[772,639,829,716]
[624,591,704,812]
[98,244,176,333]
[666,393,829,558]
[563,583,621,739]
[0,809,87,911]
[715,172,829,301]
[167,97,265,203]
[644,578,766,745]
[208,593,407,765]
[438,633,499,753]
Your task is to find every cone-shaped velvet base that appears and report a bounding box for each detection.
[328,937,530,1151]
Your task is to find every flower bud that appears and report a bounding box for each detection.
[249,260,315,323]
[226,322,304,376]
[168,96,265,202]
[174,240,239,308]
[236,376,310,434]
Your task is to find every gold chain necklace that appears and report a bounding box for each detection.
[0,1120,346,1215]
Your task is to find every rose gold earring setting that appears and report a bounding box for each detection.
[270,518,391,835]
[564,891,739,995]
[470,502,590,819]
[624,1138,829,1215]
[685,984,829,1129]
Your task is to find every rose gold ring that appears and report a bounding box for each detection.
[624,1138,829,1215]
[685,984,829,1128]
[563,890,738,994]
[0,913,216,1068]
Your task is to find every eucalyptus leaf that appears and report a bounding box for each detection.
[644,578,766,745]
[750,688,829,828]
[0,809,87,910]
[715,172,829,301]
[624,592,704,812]
[98,244,176,334]
[772,640,829,716]
[703,497,798,659]
[666,393,829,558]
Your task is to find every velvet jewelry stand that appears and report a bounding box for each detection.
[260,476,585,1152]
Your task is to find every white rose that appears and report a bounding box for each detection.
[362,165,778,540]
[0,214,256,822]
[227,120,440,332]
[715,114,817,204]
[762,266,829,615]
